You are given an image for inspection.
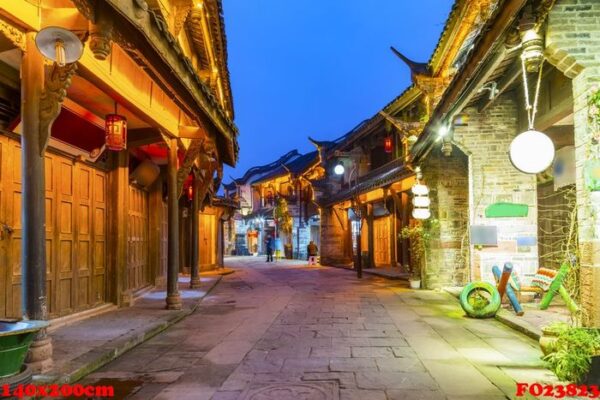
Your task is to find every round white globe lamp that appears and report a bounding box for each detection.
[334,163,345,176]
[509,130,555,174]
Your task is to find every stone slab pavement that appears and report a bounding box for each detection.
[73,257,562,400]
[38,273,224,384]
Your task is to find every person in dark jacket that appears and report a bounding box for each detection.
[307,241,318,266]
[265,235,274,262]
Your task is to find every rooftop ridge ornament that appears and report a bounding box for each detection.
[390,47,431,76]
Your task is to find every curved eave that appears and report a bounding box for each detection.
[410,0,525,164]
[96,0,239,165]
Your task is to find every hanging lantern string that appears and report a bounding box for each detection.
[521,56,545,130]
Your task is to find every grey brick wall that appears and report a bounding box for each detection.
[547,0,600,326]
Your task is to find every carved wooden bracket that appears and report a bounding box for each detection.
[379,111,423,137]
[196,139,220,206]
[413,74,453,117]
[39,63,78,154]
[172,0,193,36]
[0,19,25,51]
[177,138,204,197]
[89,3,114,60]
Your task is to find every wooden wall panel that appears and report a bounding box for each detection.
[0,136,107,319]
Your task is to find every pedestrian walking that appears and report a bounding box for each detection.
[307,241,318,266]
[265,235,274,262]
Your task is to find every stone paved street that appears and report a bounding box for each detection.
[77,257,557,399]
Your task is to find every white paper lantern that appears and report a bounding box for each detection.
[509,130,555,174]
[412,208,431,220]
[334,163,345,176]
[411,184,429,196]
[412,196,431,208]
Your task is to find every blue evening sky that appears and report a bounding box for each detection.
[222,1,454,179]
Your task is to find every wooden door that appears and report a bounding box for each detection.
[0,136,107,318]
[199,213,215,268]
[374,217,391,267]
[127,186,150,291]
[75,166,108,309]
[1,136,22,318]
[47,154,108,316]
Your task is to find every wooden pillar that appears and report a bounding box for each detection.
[367,204,374,268]
[190,176,200,288]
[148,176,163,286]
[166,138,181,310]
[21,32,52,372]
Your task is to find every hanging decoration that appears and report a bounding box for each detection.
[105,103,127,151]
[384,136,393,153]
[411,167,430,220]
[509,37,555,174]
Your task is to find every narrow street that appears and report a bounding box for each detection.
[78,257,554,400]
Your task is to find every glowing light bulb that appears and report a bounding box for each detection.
[55,39,66,67]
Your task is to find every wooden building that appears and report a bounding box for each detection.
[224,151,323,259]
[0,0,237,371]
[310,92,420,271]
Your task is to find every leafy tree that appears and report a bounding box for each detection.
[273,197,293,244]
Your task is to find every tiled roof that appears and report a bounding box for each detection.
[319,159,413,207]
[223,150,301,190]
[252,151,319,184]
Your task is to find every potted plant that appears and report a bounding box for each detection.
[539,321,569,356]
[400,219,439,289]
[543,325,600,384]
[0,320,49,389]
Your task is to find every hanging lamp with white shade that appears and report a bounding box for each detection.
[509,27,555,174]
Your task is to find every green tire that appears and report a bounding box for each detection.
[460,281,501,318]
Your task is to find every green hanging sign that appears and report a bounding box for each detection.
[485,202,529,218]
[584,159,600,191]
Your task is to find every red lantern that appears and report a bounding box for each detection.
[384,136,393,153]
[187,184,193,201]
[105,114,127,151]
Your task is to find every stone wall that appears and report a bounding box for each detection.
[547,0,600,326]
[292,220,311,260]
[453,97,539,285]
[422,148,469,288]
[320,206,352,266]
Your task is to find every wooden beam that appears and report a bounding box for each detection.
[179,125,209,140]
[41,7,88,31]
[128,127,162,147]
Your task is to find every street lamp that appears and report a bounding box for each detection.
[334,162,345,176]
